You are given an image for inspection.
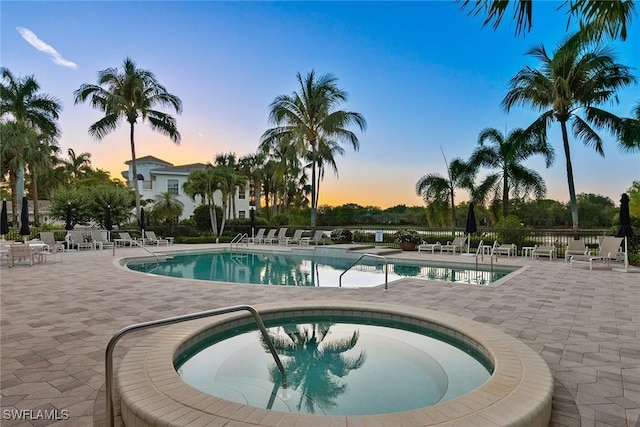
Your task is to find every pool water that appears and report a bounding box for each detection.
[126,251,512,287]
[175,316,492,416]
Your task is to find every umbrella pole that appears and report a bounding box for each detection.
[624,236,628,272]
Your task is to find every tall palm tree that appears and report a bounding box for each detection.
[0,67,61,216]
[304,137,345,211]
[260,70,366,227]
[459,0,636,41]
[469,127,554,218]
[238,152,266,210]
[183,166,220,236]
[614,102,640,152]
[415,158,477,231]
[62,148,93,182]
[74,57,183,222]
[503,33,636,231]
[25,134,59,225]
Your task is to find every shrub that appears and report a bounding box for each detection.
[393,229,422,244]
[330,228,353,243]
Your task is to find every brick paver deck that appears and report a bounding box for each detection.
[1,244,638,426]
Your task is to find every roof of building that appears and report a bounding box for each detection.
[124,156,173,167]
[153,163,208,174]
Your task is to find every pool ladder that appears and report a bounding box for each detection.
[339,254,389,290]
[105,304,287,427]
[230,232,249,249]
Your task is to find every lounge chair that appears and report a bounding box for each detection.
[440,236,467,254]
[492,242,517,258]
[533,245,556,260]
[261,229,278,244]
[114,232,139,247]
[69,230,94,250]
[248,228,266,244]
[418,241,441,253]
[570,236,624,270]
[8,244,37,267]
[564,238,588,261]
[145,231,170,246]
[91,230,115,249]
[280,229,305,245]
[301,230,325,245]
[40,232,61,251]
[41,241,64,263]
[273,228,288,244]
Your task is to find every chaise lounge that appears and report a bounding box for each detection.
[440,236,467,255]
[570,236,624,270]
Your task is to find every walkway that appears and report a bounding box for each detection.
[0,244,638,426]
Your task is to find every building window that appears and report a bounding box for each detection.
[168,179,179,195]
[238,210,246,219]
[238,185,246,199]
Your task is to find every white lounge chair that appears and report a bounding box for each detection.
[440,236,467,254]
[533,245,557,260]
[301,230,325,245]
[69,230,93,250]
[570,236,624,270]
[114,232,139,247]
[145,231,170,246]
[261,229,278,244]
[418,241,441,253]
[564,238,588,261]
[281,229,305,245]
[91,230,115,249]
[248,228,266,244]
[41,241,64,263]
[273,228,289,244]
[492,242,517,258]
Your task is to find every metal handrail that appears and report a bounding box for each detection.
[230,232,248,249]
[339,253,389,290]
[105,304,287,427]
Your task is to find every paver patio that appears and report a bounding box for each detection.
[1,244,638,426]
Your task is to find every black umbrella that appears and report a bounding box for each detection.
[616,193,633,271]
[65,203,73,230]
[19,196,30,239]
[464,203,477,254]
[139,207,146,235]
[250,207,255,238]
[105,205,113,231]
[1,199,9,238]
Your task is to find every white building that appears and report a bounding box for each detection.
[121,155,250,220]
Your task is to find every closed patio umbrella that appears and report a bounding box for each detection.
[139,207,146,242]
[464,203,477,254]
[614,193,634,272]
[105,205,113,231]
[1,199,9,239]
[65,203,73,230]
[19,196,30,240]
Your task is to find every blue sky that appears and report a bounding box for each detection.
[2,1,638,208]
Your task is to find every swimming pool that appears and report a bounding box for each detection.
[125,250,515,287]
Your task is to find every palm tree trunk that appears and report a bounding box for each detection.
[16,161,25,208]
[315,163,322,210]
[450,188,456,233]
[30,167,40,226]
[560,121,579,231]
[208,199,218,237]
[310,145,317,227]
[129,122,141,222]
[502,172,509,218]
[9,172,18,226]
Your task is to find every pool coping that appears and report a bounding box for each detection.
[117,301,553,427]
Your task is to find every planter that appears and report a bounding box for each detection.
[399,242,417,251]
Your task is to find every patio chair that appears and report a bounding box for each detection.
[41,241,64,263]
[564,238,588,261]
[114,232,139,247]
[301,230,325,245]
[145,231,170,246]
[91,230,115,250]
[40,231,61,251]
[248,228,266,244]
[273,228,288,244]
[261,229,278,244]
[280,229,305,245]
[69,230,94,250]
[492,242,517,258]
[8,244,36,267]
[570,236,624,270]
[418,241,441,253]
[440,236,467,254]
[533,245,557,260]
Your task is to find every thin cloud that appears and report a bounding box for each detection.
[17,27,78,69]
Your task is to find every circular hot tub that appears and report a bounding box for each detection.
[117,301,553,426]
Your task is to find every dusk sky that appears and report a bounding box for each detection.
[2,1,638,208]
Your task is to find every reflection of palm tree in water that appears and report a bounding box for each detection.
[262,322,366,414]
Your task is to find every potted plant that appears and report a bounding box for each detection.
[330,228,353,244]
[394,229,422,251]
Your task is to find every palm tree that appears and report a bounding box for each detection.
[503,33,636,231]
[151,191,184,229]
[183,166,220,236]
[74,57,183,222]
[469,127,554,218]
[614,102,640,152]
[415,158,477,231]
[459,0,636,41]
[304,137,345,211]
[0,67,61,216]
[62,148,93,182]
[260,70,366,227]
